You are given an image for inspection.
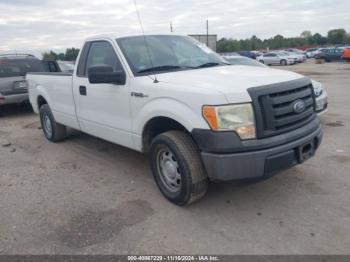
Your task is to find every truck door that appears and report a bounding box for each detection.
[72,40,133,149]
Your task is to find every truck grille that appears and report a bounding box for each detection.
[248,78,316,138]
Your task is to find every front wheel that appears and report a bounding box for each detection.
[280,59,287,66]
[150,131,208,206]
[39,104,67,142]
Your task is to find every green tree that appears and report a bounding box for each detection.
[65,47,80,61]
[327,29,348,44]
[42,50,58,60]
[42,48,80,61]
[312,33,322,45]
[301,30,312,39]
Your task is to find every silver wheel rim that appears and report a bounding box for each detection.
[43,114,52,137]
[156,147,182,193]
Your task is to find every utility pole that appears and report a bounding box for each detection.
[170,21,173,33]
[206,20,209,47]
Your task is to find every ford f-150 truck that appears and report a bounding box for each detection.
[27,34,323,205]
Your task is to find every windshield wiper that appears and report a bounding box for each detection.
[138,65,196,74]
[197,62,227,68]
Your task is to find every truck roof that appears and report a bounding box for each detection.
[85,33,185,41]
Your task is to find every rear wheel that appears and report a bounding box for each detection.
[280,59,287,66]
[39,104,67,142]
[150,131,208,206]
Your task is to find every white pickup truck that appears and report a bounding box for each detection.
[28,34,323,205]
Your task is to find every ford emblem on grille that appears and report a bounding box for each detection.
[293,100,306,114]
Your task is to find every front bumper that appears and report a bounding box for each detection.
[0,93,28,105]
[193,118,323,181]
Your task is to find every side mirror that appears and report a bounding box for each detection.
[88,65,126,85]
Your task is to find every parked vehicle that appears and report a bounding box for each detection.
[237,51,257,59]
[41,60,61,73]
[256,52,295,65]
[277,51,298,64]
[27,34,323,205]
[0,54,44,105]
[313,48,329,57]
[342,48,350,61]
[41,60,75,73]
[285,51,306,62]
[305,48,319,58]
[224,55,327,115]
[284,48,306,55]
[223,55,267,67]
[57,61,75,73]
[311,80,328,114]
[314,48,343,62]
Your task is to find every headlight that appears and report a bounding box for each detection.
[311,80,323,97]
[202,103,256,139]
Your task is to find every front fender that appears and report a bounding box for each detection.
[133,97,209,136]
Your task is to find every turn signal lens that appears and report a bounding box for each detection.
[202,106,218,130]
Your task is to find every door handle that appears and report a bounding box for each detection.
[79,86,87,96]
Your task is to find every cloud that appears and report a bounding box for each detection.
[0,0,349,56]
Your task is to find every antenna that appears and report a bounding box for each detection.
[206,20,209,47]
[132,0,158,83]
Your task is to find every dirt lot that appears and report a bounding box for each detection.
[0,60,350,255]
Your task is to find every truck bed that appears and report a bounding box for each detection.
[27,72,79,129]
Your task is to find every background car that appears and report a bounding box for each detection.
[256,52,295,65]
[305,48,319,58]
[314,48,343,62]
[41,60,75,73]
[57,61,75,73]
[277,51,298,64]
[223,55,267,67]
[0,54,44,105]
[342,48,350,61]
[237,51,257,59]
[311,79,328,114]
[284,48,306,55]
[285,51,306,62]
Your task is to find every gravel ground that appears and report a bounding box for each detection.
[0,60,349,255]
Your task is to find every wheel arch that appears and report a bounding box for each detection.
[141,116,191,153]
[37,95,48,109]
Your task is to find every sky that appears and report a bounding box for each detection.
[0,0,349,56]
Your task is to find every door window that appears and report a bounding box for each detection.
[85,41,124,76]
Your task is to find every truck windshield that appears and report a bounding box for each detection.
[117,35,228,75]
[0,59,44,78]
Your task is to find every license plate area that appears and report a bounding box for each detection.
[297,141,315,163]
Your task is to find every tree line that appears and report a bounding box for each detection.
[217,28,350,52]
[42,48,80,61]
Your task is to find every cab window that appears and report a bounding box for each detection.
[85,41,124,76]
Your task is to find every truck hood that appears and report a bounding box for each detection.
[156,65,305,103]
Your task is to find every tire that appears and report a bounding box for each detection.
[39,104,67,142]
[150,130,208,206]
[280,59,287,66]
[259,60,264,64]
